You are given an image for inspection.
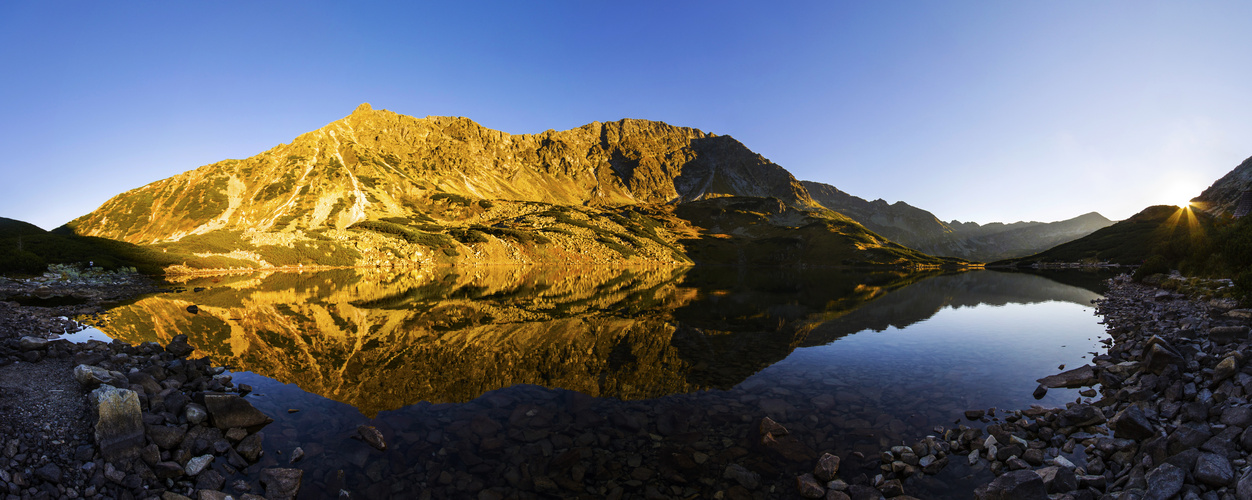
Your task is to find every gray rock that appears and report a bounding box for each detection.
[1169,422,1214,456]
[1058,404,1106,427]
[1037,364,1098,388]
[33,463,61,483]
[204,394,272,430]
[18,336,48,351]
[73,364,122,388]
[147,424,187,450]
[724,463,760,489]
[1145,463,1185,500]
[1223,406,1252,428]
[1194,452,1234,487]
[166,334,195,357]
[1215,356,1240,385]
[1111,404,1156,439]
[1209,326,1248,345]
[236,432,264,462]
[1036,465,1078,493]
[1238,467,1252,500]
[185,454,214,476]
[152,461,183,480]
[91,385,144,461]
[1144,340,1184,375]
[259,467,303,500]
[974,469,1047,500]
[184,403,208,425]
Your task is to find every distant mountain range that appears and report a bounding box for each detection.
[4,105,1124,273]
[801,181,1114,262]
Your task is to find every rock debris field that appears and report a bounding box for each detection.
[1,273,1252,499]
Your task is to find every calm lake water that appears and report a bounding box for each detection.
[86,267,1110,499]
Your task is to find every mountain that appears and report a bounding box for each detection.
[59,104,961,271]
[802,181,1114,261]
[996,205,1212,266]
[0,217,46,239]
[1194,155,1252,215]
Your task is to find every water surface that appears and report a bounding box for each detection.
[92,267,1110,499]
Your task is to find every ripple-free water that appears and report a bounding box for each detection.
[89,267,1111,499]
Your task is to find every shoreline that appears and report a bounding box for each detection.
[0,272,1245,499]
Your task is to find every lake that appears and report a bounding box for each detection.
[85,266,1110,499]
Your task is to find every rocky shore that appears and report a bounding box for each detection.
[806,274,1252,500]
[3,272,1250,499]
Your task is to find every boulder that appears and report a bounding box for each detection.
[147,424,188,450]
[73,364,123,388]
[184,403,208,425]
[259,468,303,500]
[1222,406,1252,428]
[814,452,840,482]
[358,424,387,451]
[92,385,145,461]
[796,473,825,498]
[723,464,760,490]
[1036,364,1097,388]
[1214,356,1240,385]
[18,336,48,351]
[1195,452,1234,487]
[1110,404,1155,440]
[185,455,214,476]
[204,394,272,430]
[1209,326,1249,345]
[165,334,195,357]
[1144,341,1184,375]
[1035,466,1077,494]
[236,432,264,462]
[1058,404,1106,427]
[1145,463,1185,500]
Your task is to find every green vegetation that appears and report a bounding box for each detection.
[1005,206,1205,266]
[350,220,460,256]
[1004,204,1252,301]
[0,225,180,275]
[431,192,473,206]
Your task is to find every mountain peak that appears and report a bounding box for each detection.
[353,102,373,114]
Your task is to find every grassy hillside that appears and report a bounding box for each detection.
[0,221,179,275]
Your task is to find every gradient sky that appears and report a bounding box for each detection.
[3,1,1250,230]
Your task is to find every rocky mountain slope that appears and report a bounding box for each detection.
[59,104,960,270]
[1194,154,1252,215]
[802,181,1114,261]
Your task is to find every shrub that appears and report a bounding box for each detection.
[1134,255,1171,282]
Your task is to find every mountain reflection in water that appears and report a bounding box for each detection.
[95,267,1104,418]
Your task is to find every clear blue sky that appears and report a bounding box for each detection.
[3,1,1250,230]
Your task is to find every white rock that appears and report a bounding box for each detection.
[185,454,213,476]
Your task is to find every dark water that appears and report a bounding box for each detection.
[84,267,1111,499]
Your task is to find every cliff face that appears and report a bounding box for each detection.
[802,181,1114,262]
[1195,155,1252,216]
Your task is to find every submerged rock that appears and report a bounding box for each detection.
[204,393,273,430]
[1036,364,1097,388]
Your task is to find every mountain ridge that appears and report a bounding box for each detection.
[55,104,963,271]
[801,180,1114,261]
